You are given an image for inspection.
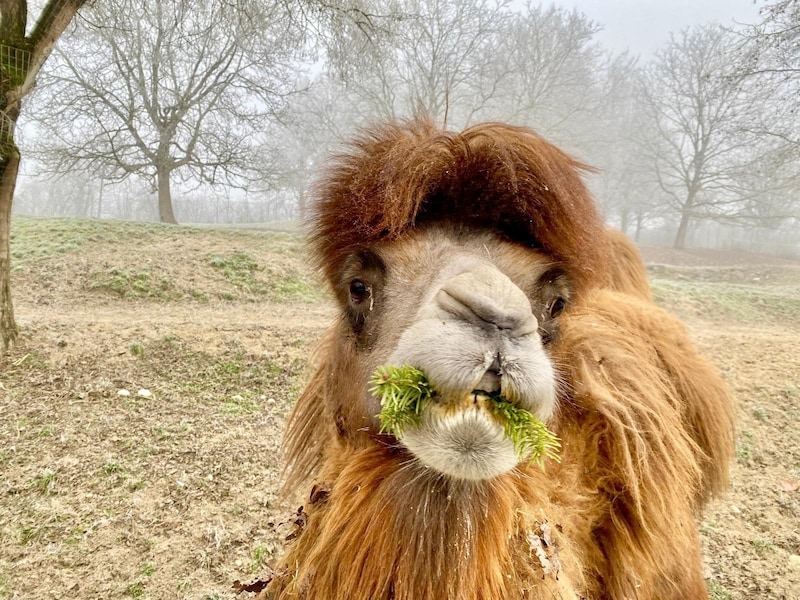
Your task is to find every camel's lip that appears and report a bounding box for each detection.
[414,390,503,413]
[398,406,518,481]
[408,392,509,432]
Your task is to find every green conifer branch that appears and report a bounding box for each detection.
[484,395,561,465]
[370,364,433,436]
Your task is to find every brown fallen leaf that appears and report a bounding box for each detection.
[232,578,271,594]
[285,505,308,541]
[309,482,331,505]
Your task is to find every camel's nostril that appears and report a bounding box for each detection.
[476,355,503,393]
[475,370,502,393]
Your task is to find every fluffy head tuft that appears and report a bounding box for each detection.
[311,117,610,298]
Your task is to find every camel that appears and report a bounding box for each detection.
[262,119,735,600]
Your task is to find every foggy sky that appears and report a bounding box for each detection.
[549,0,762,55]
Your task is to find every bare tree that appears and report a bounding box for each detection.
[12,171,95,217]
[736,0,799,166]
[318,0,607,140]
[30,0,302,224]
[639,25,786,249]
[269,0,516,207]
[745,0,799,81]
[335,0,514,127]
[1,0,88,351]
[490,3,603,147]
[273,74,372,218]
[585,54,662,239]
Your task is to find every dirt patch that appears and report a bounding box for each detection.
[694,326,800,599]
[1,218,798,599]
[1,297,334,600]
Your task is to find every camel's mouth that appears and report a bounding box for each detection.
[399,398,519,481]
[371,365,561,481]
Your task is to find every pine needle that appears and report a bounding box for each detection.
[371,364,433,436]
[484,394,561,465]
[371,364,560,466]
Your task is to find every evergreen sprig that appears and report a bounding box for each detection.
[484,394,561,465]
[371,364,560,466]
[371,364,434,436]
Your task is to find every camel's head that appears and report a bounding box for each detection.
[307,119,609,483]
[338,224,570,480]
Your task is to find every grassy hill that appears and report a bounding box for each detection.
[10,216,800,324]
[10,216,324,306]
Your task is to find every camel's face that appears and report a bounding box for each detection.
[338,224,570,481]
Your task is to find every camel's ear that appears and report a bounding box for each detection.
[603,229,652,300]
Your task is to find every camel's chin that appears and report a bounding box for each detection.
[400,407,519,481]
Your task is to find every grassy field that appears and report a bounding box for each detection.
[2,216,799,599]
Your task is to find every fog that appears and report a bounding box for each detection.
[556,0,761,55]
[12,0,800,256]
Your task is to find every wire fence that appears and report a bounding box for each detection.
[0,42,28,154]
[0,43,31,87]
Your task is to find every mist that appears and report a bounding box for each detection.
[12,0,800,256]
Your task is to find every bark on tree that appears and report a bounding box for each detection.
[157,166,177,224]
[674,187,697,250]
[634,212,645,243]
[619,208,630,236]
[0,153,20,351]
[674,209,692,250]
[0,0,87,352]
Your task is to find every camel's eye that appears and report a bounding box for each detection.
[548,297,566,318]
[341,250,383,336]
[349,279,369,304]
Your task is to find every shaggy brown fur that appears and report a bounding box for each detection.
[270,445,581,600]
[266,118,734,600]
[311,119,611,298]
[551,289,734,598]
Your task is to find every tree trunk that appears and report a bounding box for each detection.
[634,212,644,243]
[619,207,630,235]
[0,0,88,354]
[157,165,177,224]
[673,208,692,250]
[298,187,307,221]
[0,151,20,351]
[97,178,104,218]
